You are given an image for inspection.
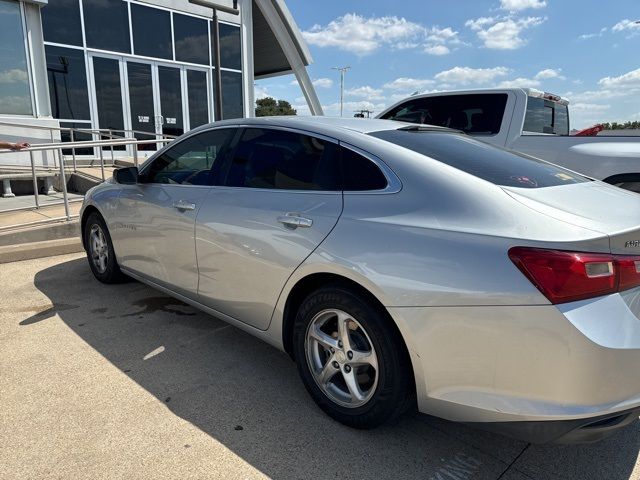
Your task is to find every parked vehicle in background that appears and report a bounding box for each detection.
[82,117,640,443]
[378,88,640,192]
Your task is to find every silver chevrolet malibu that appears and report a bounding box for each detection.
[81,117,640,443]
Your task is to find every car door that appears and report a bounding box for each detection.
[110,128,235,297]
[195,127,344,330]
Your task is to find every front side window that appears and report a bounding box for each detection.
[381,94,508,135]
[224,128,340,190]
[369,129,588,189]
[45,45,90,120]
[142,129,234,185]
[0,0,31,115]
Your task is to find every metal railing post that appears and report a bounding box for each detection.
[58,148,71,221]
[133,143,138,168]
[30,151,40,209]
[70,129,77,172]
[109,129,115,164]
[99,147,105,181]
[50,130,56,168]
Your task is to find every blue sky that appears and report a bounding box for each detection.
[255,0,640,128]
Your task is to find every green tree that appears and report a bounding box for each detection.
[255,97,297,117]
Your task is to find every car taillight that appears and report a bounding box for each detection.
[509,247,640,304]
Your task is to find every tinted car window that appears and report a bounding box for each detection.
[380,94,508,135]
[523,97,569,135]
[369,130,588,189]
[225,128,339,190]
[340,147,387,191]
[143,129,234,185]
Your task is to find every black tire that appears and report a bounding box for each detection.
[84,212,127,284]
[293,285,415,429]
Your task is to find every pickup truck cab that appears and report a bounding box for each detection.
[377,88,640,192]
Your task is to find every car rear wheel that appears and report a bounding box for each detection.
[293,286,414,428]
[84,212,127,284]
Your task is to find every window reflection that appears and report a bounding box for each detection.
[218,23,241,70]
[42,0,82,46]
[174,13,209,65]
[187,70,209,128]
[83,0,130,53]
[0,0,31,115]
[131,4,172,60]
[46,45,90,120]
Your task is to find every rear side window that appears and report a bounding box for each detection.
[369,130,588,189]
[380,94,508,135]
[224,128,340,190]
[523,97,569,135]
[340,146,387,191]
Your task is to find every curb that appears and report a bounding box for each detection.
[0,237,84,264]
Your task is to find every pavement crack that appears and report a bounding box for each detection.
[496,443,530,480]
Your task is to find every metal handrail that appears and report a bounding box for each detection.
[0,136,174,221]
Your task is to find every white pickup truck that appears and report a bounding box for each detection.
[377,88,640,192]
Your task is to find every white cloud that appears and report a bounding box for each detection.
[498,77,541,88]
[0,68,28,84]
[598,68,640,89]
[570,103,611,112]
[534,68,566,80]
[500,0,546,11]
[312,78,333,89]
[434,66,510,86]
[302,13,424,55]
[424,44,450,55]
[345,86,384,100]
[254,85,269,99]
[466,15,545,49]
[612,19,640,33]
[383,77,435,91]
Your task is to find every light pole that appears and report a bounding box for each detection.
[332,66,351,117]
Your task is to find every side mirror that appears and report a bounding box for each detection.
[114,166,138,184]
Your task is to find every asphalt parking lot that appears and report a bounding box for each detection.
[2,253,640,479]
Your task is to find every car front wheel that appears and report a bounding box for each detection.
[293,286,414,428]
[84,212,127,284]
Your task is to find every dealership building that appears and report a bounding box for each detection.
[0,0,321,162]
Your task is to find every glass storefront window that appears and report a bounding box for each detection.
[92,57,125,149]
[131,4,172,60]
[174,13,209,65]
[45,45,90,120]
[187,70,209,128]
[218,23,241,71]
[42,0,83,46]
[83,0,130,53]
[0,0,31,115]
[214,70,243,120]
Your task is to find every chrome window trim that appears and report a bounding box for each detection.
[338,142,402,195]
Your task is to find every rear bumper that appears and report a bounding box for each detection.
[388,288,640,441]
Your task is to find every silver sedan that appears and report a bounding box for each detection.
[80,116,640,443]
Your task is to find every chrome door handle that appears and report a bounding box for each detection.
[173,200,196,211]
[277,214,313,228]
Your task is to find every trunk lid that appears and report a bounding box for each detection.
[502,181,640,254]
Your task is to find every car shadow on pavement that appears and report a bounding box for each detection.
[23,257,640,480]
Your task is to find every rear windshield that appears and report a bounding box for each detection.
[523,97,569,135]
[379,94,508,135]
[369,130,588,189]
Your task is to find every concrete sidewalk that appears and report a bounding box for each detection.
[2,254,640,479]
